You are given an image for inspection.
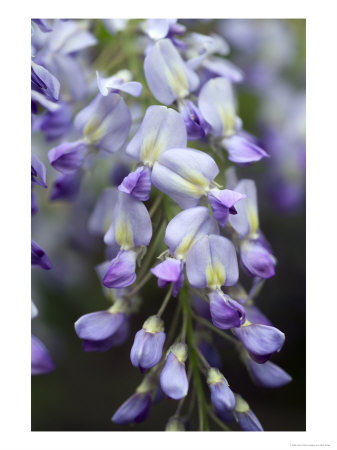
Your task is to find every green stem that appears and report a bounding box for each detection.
[157,284,173,317]
[180,286,209,431]
[149,194,163,219]
[192,312,238,345]
[207,408,231,431]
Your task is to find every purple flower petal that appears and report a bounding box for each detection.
[48,141,87,175]
[179,100,209,140]
[31,335,54,375]
[74,93,131,153]
[228,179,259,238]
[246,358,292,388]
[209,291,245,329]
[186,235,238,290]
[82,319,130,352]
[75,310,125,342]
[50,172,82,202]
[237,410,263,431]
[151,258,184,297]
[160,352,188,400]
[102,250,137,289]
[165,206,218,260]
[104,191,152,249]
[130,328,166,371]
[31,154,47,188]
[118,166,152,201]
[209,378,236,412]
[31,240,52,270]
[126,105,187,166]
[96,71,142,97]
[144,38,199,105]
[240,239,276,279]
[208,188,246,228]
[88,187,118,236]
[233,324,285,364]
[31,60,60,102]
[151,148,219,209]
[223,135,269,165]
[112,392,152,424]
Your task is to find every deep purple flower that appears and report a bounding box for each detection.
[208,187,246,228]
[160,343,188,400]
[245,357,292,388]
[39,102,73,141]
[31,60,60,102]
[112,392,152,425]
[233,323,285,364]
[209,291,246,329]
[186,235,239,290]
[207,368,236,412]
[102,250,137,289]
[118,166,152,201]
[48,141,87,175]
[179,100,209,140]
[31,335,55,375]
[130,316,166,371]
[31,154,47,188]
[31,240,52,270]
[151,258,184,297]
[50,172,82,202]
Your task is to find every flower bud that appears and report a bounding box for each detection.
[207,368,236,411]
[209,291,246,329]
[234,394,263,431]
[165,416,185,431]
[130,316,166,371]
[160,343,188,400]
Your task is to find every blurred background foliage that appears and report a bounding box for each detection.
[31,18,305,431]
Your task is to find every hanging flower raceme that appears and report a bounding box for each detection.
[229,179,276,279]
[144,38,199,105]
[198,77,268,164]
[102,190,152,289]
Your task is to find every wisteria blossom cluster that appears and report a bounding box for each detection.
[31,18,293,431]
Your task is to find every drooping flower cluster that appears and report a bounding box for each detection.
[31,19,296,431]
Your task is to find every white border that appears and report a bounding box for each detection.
[1,0,337,449]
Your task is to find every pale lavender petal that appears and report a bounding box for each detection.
[209,380,236,412]
[126,105,187,165]
[88,187,118,236]
[118,166,152,201]
[160,352,188,400]
[31,154,47,188]
[203,57,244,83]
[48,141,87,174]
[229,179,259,238]
[151,258,184,297]
[102,250,137,289]
[151,148,219,208]
[103,191,152,249]
[240,239,276,279]
[31,60,60,101]
[144,38,199,105]
[246,358,292,388]
[233,324,285,363]
[31,335,54,375]
[130,330,166,370]
[223,135,269,165]
[186,235,238,289]
[32,19,52,33]
[143,19,170,40]
[46,19,97,54]
[238,410,263,431]
[74,310,125,342]
[198,77,237,138]
[165,206,219,260]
